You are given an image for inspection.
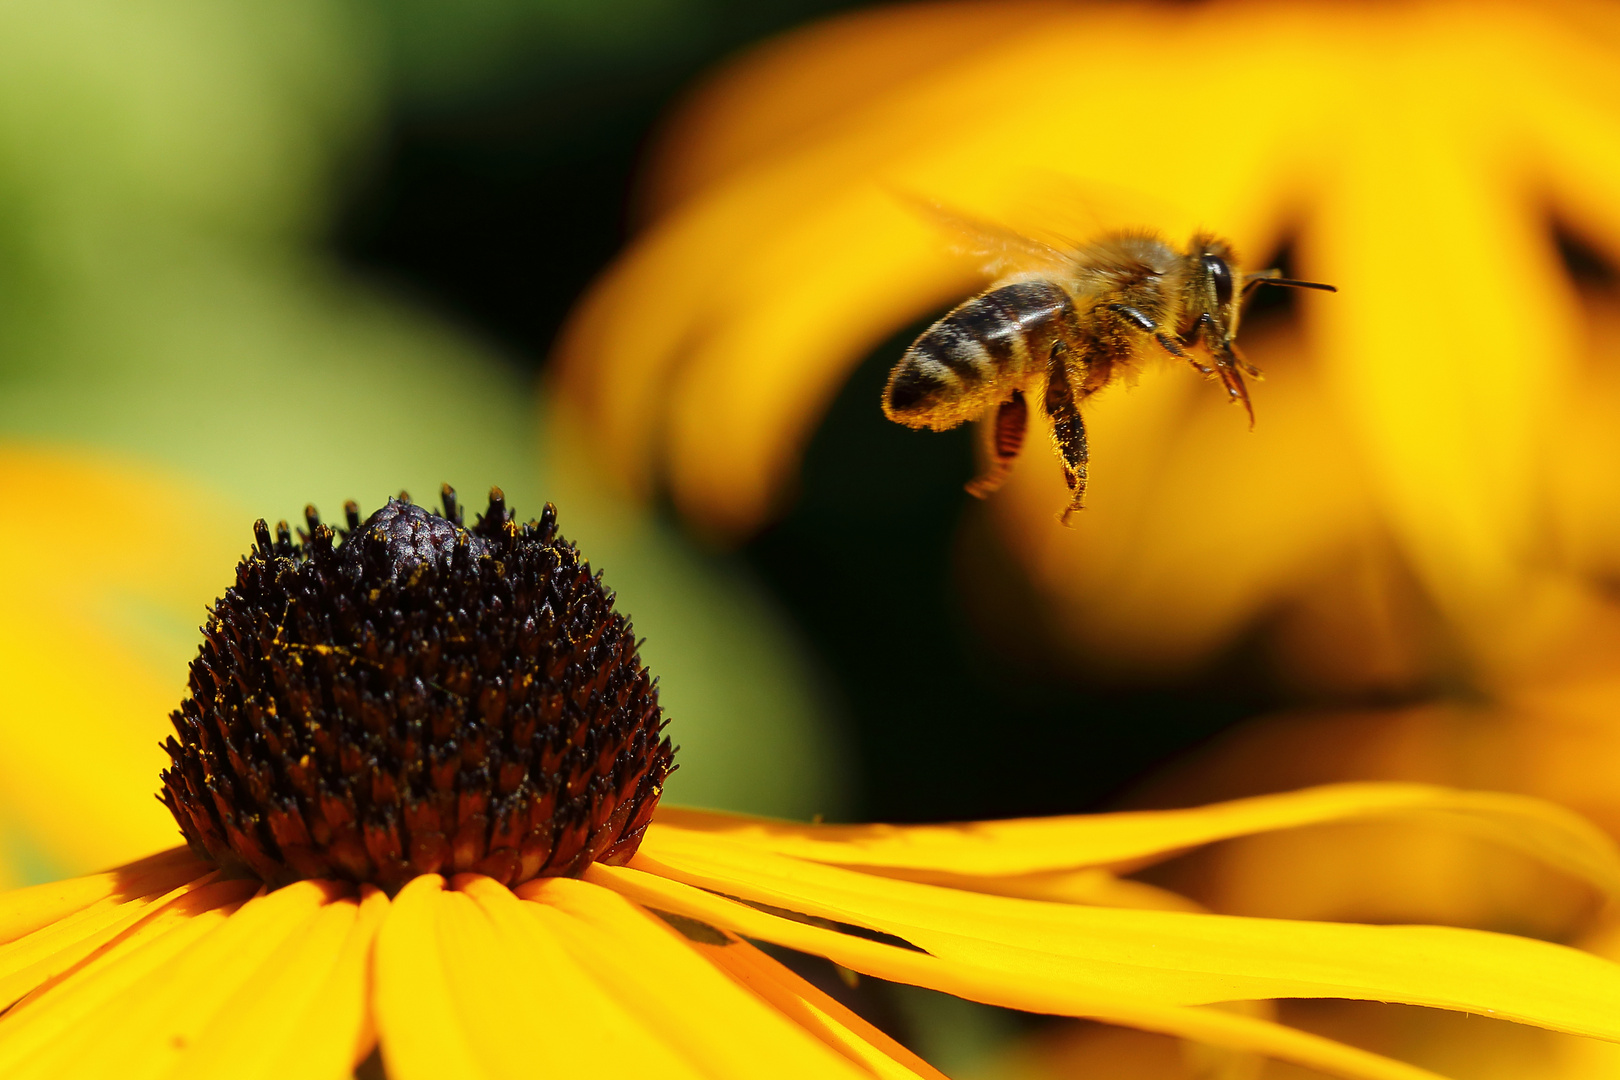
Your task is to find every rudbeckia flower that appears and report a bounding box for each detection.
[8,483,1620,1080]
[552,0,1620,689]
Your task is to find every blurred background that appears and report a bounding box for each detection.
[5,0,1620,1076]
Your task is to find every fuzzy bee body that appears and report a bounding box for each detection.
[882,222,1334,523]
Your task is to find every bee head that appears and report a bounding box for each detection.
[1191,235,1240,330]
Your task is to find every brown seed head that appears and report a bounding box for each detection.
[159,486,675,893]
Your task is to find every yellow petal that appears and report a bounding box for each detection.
[553,0,1620,696]
[0,848,206,945]
[1310,73,1571,657]
[520,874,878,1080]
[451,874,707,1080]
[992,327,1371,677]
[0,879,371,1080]
[651,782,1620,897]
[640,2,1085,217]
[167,885,388,1080]
[0,448,243,879]
[588,863,1449,1080]
[1535,35,1620,256]
[862,865,1202,912]
[0,865,217,1009]
[695,934,948,1080]
[372,876,484,1080]
[554,1,1353,533]
[628,831,1620,1041]
[1120,685,1620,930]
[0,876,259,1076]
[1546,303,1620,599]
[374,874,704,1080]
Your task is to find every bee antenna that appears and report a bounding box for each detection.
[1267,277,1337,292]
[1243,274,1337,295]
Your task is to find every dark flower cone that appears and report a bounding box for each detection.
[160,486,675,893]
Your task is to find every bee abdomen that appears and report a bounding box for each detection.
[885,281,1073,427]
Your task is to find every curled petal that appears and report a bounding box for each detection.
[619,838,1620,1041]
[652,782,1620,895]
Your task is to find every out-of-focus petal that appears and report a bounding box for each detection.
[1306,9,1582,658]
[0,447,243,883]
[990,334,1375,673]
[639,1,1077,218]
[992,1001,1572,1080]
[651,781,1620,895]
[553,0,1336,532]
[1126,673,1620,931]
[1547,300,1620,608]
[1523,3,1620,255]
[556,0,1620,687]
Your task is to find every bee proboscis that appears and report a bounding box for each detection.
[882,210,1335,523]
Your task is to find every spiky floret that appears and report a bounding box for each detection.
[159,486,675,893]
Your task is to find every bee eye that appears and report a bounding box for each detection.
[1203,254,1233,308]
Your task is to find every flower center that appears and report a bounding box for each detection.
[160,487,675,893]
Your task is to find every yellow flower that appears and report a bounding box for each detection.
[552,0,1620,689]
[8,452,1620,1080]
[10,785,1620,1079]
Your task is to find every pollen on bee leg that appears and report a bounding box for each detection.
[1056,464,1087,526]
[965,392,1028,498]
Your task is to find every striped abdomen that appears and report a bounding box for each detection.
[883,280,1075,429]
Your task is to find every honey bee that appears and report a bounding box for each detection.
[882,214,1335,522]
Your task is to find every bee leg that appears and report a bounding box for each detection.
[1112,302,1215,378]
[1179,312,1213,348]
[1230,340,1265,380]
[1154,332,1214,376]
[1184,312,1258,427]
[1107,302,1158,333]
[965,390,1028,498]
[1043,349,1089,525]
[1212,340,1257,428]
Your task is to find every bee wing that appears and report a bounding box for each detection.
[896,194,1083,279]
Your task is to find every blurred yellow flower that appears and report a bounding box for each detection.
[554,0,1620,691]
[8,451,1620,1080]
